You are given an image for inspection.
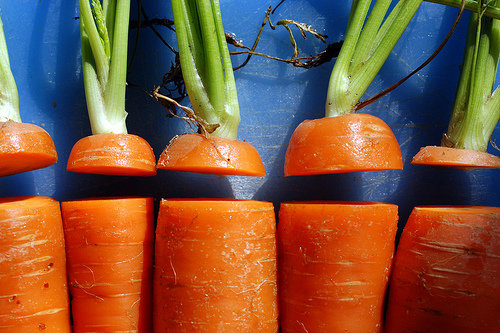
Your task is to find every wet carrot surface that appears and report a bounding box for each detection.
[412,145,500,169]
[67,133,156,176]
[0,121,57,177]
[61,197,154,332]
[278,201,398,333]
[157,133,266,176]
[154,199,278,332]
[385,206,500,333]
[0,196,70,332]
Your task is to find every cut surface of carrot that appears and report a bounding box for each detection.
[156,133,266,176]
[411,145,500,169]
[284,114,403,176]
[278,201,398,333]
[67,133,156,176]
[0,121,57,177]
[385,206,500,333]
[0,196,71,332]
[61,197,154,333]
[154,198,278,332]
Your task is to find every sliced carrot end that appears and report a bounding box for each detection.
[0,121,57,177]
[67,133,156,176]
[284,114,402,176]
[411,145,500,169]
[156,133,266,177]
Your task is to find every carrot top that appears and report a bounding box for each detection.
[171,0,240,139]
[442,0,500,152]
[325,0,423,117]
[0,15,20,123]
[79,0,130,134]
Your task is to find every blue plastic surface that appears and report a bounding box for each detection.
[0,1,498,231]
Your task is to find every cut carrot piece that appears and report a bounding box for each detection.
[284,114,402,176]
[0,121,57,177]
[67,133,156,176]
[61,197,154,333]
[411,145,500,169]
[157,133,266,176]
[278,201,398,332]
[154,199,278,332]
[386,206,500,333]
[0,196,71,332]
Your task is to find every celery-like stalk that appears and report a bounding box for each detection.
[79,0,129,134]
[0,16,20,123]
[326,0,423,117]
[171,0,240,140]
[426,0,500,19]
[443,0,500,151]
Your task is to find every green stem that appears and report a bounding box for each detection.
[426,0,500,20]
[171,0,240,139]
[0,16,20,123]
[79,0,128,134]
[326,0,423,117]
[445,0,500,151]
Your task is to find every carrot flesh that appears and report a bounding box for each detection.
[278,201,398,333]
[0,196,71,333]
[61,197,154,332]
[385,206,500,333]
[154,199,278,332]
[67,133,156,176]
[0,121,57,177]
[156,133,266,176]
[284,114,402,176]
[411,145,500,169]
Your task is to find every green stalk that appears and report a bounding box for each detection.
[79,0,129,134]
[425,0,500,20]
[171,0,240,139]
[444,0,500,151]
[326,0,423,117]
[0,16,20,123]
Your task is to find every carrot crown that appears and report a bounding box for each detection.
[325,0,423,117]
[171,0,240,140]
[0,16,20,123]
[79,0,130,135]
[444,0,500,152]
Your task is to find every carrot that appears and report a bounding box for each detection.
[278,201,398,333]
[61,197,154,332]
[0,196,71,332]
[67,133,156,176]
[284,1,425,175]
[68,0,156,176]
[154,199,278,332]
[156,0,265,176]
[385,206,500,333]
[0,17,57,177]
[284,114,402,176]
[412,2,500,169]
[157,133,266,176]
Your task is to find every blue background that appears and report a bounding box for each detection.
[0,1,498,232]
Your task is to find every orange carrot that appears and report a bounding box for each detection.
[156,133,266,176]
[385,206,500,333]
[61,197,154,332]
[0,196,71,332]
[278,201,398,332]
[154,199,278,332]
[284,114,402,176]
[0,121,57,177]
[67,133,156,176]
[412,146,500,169]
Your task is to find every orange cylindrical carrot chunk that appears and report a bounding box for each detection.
[154,199,278,332]
[0,196,71,333]
[278,201,398,333]
[385,206,500,333]
[61,197,154,332]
